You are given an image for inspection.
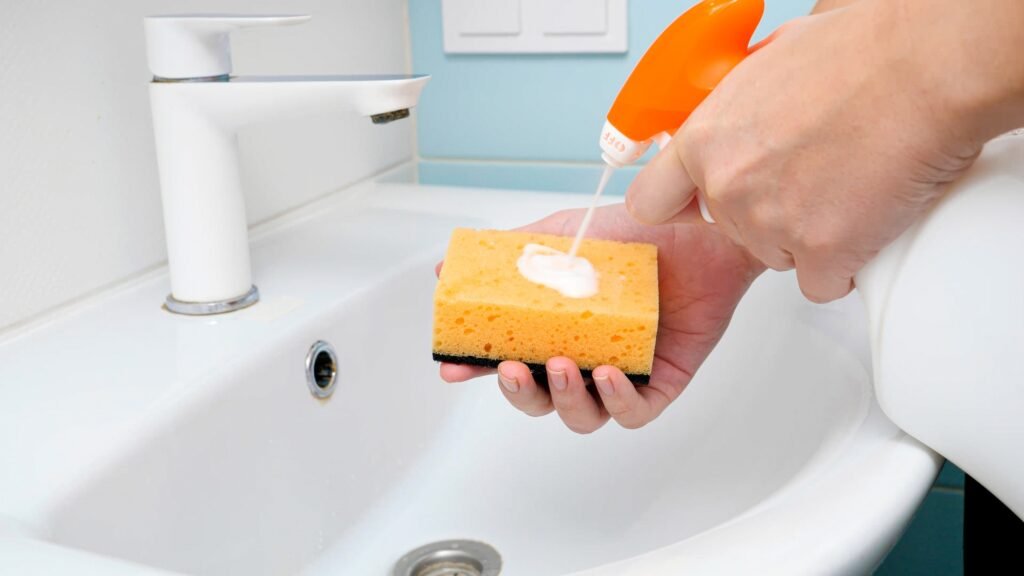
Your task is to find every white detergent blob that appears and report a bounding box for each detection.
[516,164,615,299]
[517,244,599,298]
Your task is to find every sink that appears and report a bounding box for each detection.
[0,171,940,575]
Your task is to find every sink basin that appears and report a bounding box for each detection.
[0,172,940,575]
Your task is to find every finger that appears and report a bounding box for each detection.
[546,357,609,434]
[764,247,796,271]
[434,260,444,278]
[496,361,554,417]
[792,252,855,303]
[439,362,494,383]
[748,16,807,51]
[743,242,795,271]
[593,366,679,430]
[625,138,698,225]
[661,200,706,225]
[701,202,752,262]
[700,194,797,276]
[726,203,797,271]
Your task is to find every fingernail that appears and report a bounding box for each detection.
[498,372,519,393]
[549,369,567,391]
[595,374,614,396]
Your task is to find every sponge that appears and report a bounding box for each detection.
[433,228,659,383]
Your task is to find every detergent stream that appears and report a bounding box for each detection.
[569,164,615,258]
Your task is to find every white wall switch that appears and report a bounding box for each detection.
[446,0,521,35]
[538,0,608,35]
[442,0,627,54]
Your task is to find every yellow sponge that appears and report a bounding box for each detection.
[433,228,659,382]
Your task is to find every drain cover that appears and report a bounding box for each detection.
[393,540,501,576]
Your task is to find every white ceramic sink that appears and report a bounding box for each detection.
[0,171,940,575]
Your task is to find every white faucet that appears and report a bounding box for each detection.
[144,15,429,315]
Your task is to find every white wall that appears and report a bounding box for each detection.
[0,0,414,332]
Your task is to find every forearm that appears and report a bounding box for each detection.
[882,0,1024,142]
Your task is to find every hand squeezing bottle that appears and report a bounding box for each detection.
[521,0,766,298]
[596,0,766,225]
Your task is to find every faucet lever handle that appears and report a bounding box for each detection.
[144,14,312,81]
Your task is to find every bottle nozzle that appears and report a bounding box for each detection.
[600,120,651,167]
[601,152,625,169]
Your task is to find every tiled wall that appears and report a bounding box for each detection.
[408,1,964,573]
[0,0,413,334]
[878,463,964,575]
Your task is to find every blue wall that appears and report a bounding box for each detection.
[408,1,965,573]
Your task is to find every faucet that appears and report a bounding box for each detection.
[143,15,429,315]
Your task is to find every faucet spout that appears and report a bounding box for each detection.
[148,74,429,312]
[153,75,429,129]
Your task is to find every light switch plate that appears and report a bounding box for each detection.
[442,0,627,54]
[447,0,521,35]
[538,0,608,35]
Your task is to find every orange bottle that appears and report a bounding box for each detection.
[600,0,764,219]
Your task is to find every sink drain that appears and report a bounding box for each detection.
[393,540,501,576]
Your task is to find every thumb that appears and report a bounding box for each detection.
[749,16,811,52]
[625,136,699,225]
